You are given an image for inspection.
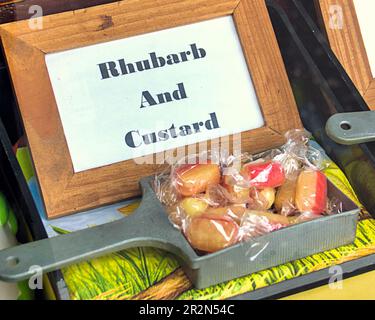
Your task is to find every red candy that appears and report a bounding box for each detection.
[241,161,285,188]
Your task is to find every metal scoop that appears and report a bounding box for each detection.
[0,176,359,289]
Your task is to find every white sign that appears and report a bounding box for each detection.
[46,16,264,172]
[354,0,375,77]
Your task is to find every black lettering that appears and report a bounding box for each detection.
[205,113,220,130]
[142,133,157,145]
[100,44,207,79]
[126,113,221,150]
[169,124,178,138]
[157,92,173,104]
[179,125,192,136]
[166,54,181,65]
[125,130,142,148]
[149,52,166,68]
[141,91,158,108]
[118,59,136,75]
[98,62,120,79]
[135,60,151,72]
[190,43,206,59]
[192,122,201,133]
[158,130,169,141]
[173,83,187,100]
[179,51,190,62]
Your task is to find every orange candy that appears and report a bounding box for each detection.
[205,205,247,223]
[174,163,221,197]
[295,170,327,214]
[185,214,239,253]
[275,179,298,215]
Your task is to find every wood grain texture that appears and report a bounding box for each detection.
[317,0,375,109]
[0,0,301,218]
[0,0,118,24]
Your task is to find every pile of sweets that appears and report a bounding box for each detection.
[155,130,341,253]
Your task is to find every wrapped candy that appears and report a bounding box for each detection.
[204,206,247,223]
[185,214,239,253]
[154,129,342,254]
[240,210,290,240]
[240,161,285,188]
[295,170,327,215]
[179,197,209,217]
[222,174,251,204]
[173,163,221,196]
[274,178,298,216]
[248,187,276,211]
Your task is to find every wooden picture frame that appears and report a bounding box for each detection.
[0,0,301,218]
[317,0,375,109]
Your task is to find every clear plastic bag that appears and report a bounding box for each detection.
[153,129,343,254]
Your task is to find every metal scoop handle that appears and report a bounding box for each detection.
[326,111,375,145]
[0,178,196,282]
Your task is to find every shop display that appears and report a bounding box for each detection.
[0,132,359,290]
[12,140,373,300]
[0,0,373,301]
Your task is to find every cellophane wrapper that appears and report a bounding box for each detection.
[153,130,343,254]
